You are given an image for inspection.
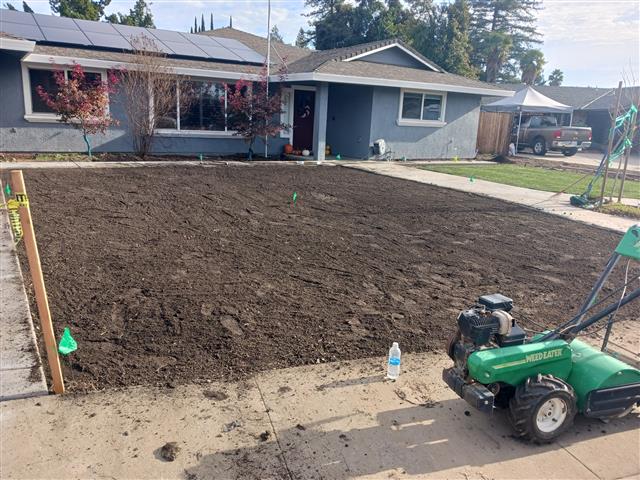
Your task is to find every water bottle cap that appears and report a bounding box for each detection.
[392,342,399,348]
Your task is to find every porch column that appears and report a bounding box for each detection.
[313,82,329,161]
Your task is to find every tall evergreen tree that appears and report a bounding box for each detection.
[295,27,307,48]
[194,17,198,33]
[3,2,17,9]
[548,69,563,86]
[441,0,477,77]
[470,0,542,82]
[49,0,111,21]
[270,25,284,43]
[210,13,213,30]
[22,1,34,12]
[106,0,154,27]
[190,26,193,34]
[201,14,205,32]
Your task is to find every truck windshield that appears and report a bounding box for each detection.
[529,116,558,127]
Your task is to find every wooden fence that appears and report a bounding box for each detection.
[477,111,512,155]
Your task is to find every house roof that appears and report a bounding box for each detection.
[581,86,640,111]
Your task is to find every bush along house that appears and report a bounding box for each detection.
[0,9,512,160]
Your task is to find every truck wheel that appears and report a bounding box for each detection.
[508,374,577,443]
[532,138,547,156]
[562,148,578,156]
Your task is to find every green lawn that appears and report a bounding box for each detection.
[418,164,640,200]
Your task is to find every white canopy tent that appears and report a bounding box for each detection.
[483,86,574,151]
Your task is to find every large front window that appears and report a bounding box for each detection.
[157,79,235,133]
[398,89,446,126]
[27,68,102,115]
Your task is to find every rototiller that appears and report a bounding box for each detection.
[443,224,640,443]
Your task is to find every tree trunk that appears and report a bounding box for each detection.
[83,132,92,159]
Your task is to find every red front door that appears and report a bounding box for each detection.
[293,89,315,151]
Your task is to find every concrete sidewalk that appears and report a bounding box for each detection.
[1,352,638,480]
[347,162,638,233]
[0,196,48,401]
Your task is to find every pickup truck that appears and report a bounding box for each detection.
[514,115,592,156]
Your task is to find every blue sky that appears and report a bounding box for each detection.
[17,0,640,87]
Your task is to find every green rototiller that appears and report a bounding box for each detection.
[444,224,640,443]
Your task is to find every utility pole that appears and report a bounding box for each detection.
[598,81,623,207]
[264,0,271,159]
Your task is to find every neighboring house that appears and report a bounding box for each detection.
[0,10,511,159]
[484,84,639,151]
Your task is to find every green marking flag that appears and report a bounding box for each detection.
[335,154,341,160]
[469,176,475,183]
[58,327,77,355]
[292,191,298,205]
[4,183,10,196]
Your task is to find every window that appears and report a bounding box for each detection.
[398,90,446,126]
[25,67,104,118]
[157,79,236,134]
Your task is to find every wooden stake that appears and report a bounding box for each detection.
[598,82,623,207]
[616,107,637,203]
[10,170,65,394]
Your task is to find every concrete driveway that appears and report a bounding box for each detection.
[2,352,639,480]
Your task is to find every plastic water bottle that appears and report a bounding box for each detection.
[387,342,401,380]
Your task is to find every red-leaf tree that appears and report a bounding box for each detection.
[225,66,288,160]
[37,63,119,158]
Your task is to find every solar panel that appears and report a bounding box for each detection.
[0,9,36,24]
[196,44,243,62]
[111,24,173,54]
[151,29,190,43]
[83,31,132,50]
[187,34,223,47]
[32,12,77,29]
[161,41,208,58]
[41,26,91,45]
[0,9,268,64]
[74,18,119,34]
[0,20,45,41]
[235,50,265,63]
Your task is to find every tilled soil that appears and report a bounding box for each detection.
[14,164,623,392]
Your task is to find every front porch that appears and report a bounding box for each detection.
[281,82,375,162]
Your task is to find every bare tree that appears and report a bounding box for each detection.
[117,36,193,158]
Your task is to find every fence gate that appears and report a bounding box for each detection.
[477,111,512,155]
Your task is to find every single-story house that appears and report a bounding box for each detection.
[0,9,511,160]
[483,84,639,151]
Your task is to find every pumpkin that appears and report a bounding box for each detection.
[283,143,293,154]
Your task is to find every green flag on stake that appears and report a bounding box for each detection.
[469,176,475,183]
[292,191,298,205]
[58,327,77,355]
[4,183,10,196]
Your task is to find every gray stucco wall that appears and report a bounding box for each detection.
[369,87,481,159]
[0,52,285,156]
[357,48,426,69]
[326,83,373,159]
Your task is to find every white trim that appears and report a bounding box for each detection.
[155,129,240,138]
[280,87,293,139]
[397,89,447,126]
[21,63,108,117]
[271,73,513,97]
[343,43,440,72]
[0,37,35,52]
[22,53,260,81]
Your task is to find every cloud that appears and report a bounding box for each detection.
[537,0,639,86]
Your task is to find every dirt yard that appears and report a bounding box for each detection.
[14,164,624,392]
